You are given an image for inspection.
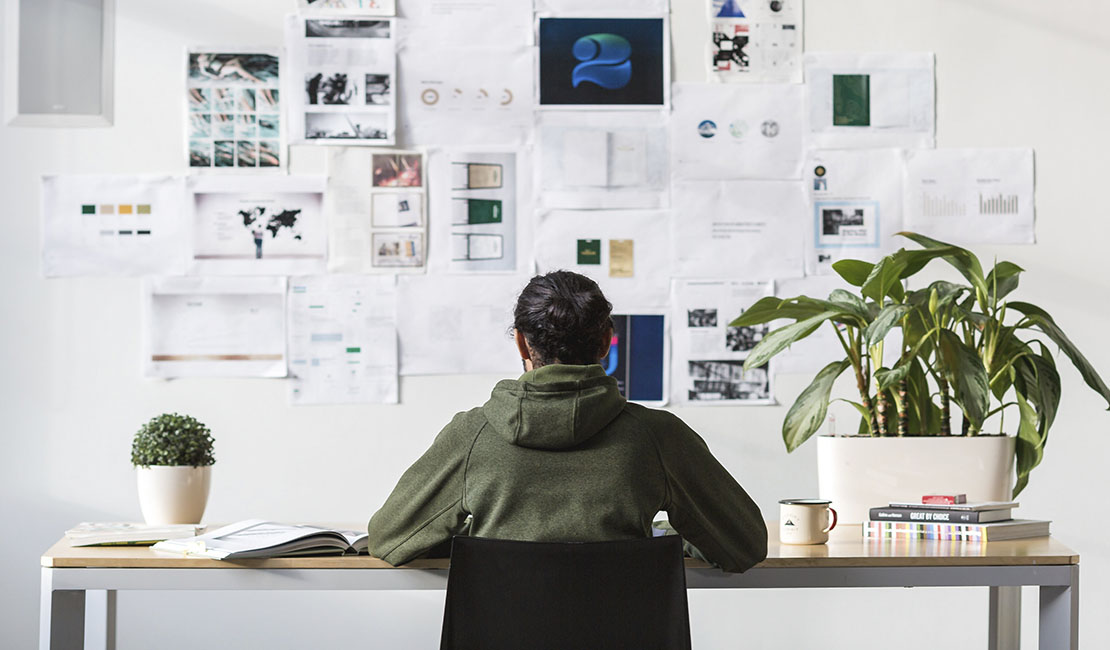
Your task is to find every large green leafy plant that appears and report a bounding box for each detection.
[731,232,1110,496]
[131,413,215,468]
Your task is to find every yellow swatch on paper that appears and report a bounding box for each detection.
[609,239,634,278]
[118,204,133,214]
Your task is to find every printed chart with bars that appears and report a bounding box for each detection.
[916,191,1021,218]
[978,192,1020,215]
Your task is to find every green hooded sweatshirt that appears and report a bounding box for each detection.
[366,364,768,573]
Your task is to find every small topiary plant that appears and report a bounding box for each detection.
[131,413,215,468]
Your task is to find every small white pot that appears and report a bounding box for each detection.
[817,435,1015,524]
[136,465,212,525]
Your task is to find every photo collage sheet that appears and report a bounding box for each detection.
[40,0,1037,408]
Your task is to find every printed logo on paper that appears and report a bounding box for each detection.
[761,120,780,137]
[572,33,632,90]
[729,120,748,139]
[697,120,718,138]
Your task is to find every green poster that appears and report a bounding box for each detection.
[467,199,502,224]
[832,74,870,127]
[577,239,601,265]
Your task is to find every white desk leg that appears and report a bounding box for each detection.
[1039,565,1079,650]
[84,590,117,650]
[40,568,85,650]
[989,585,1021,650]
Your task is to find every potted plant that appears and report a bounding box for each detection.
[731,232,1110,522]
[132,413,215,525]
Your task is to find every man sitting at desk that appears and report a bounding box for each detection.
[366,271,767,573]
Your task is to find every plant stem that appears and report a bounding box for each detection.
[897,378,909,436]
[939,376,952,435]
[961,415,971,436]
[876,391,889,436]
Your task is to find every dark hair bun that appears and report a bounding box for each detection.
[513,271,613,367]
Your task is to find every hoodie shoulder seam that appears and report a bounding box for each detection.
[625,405,672,511]
[461,414,489,515]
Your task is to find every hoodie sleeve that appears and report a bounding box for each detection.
[365,410,480,566]
[647,411,768,573]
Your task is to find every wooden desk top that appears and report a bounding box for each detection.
[42,524,1079,570]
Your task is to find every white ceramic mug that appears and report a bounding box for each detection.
[779,498,838,545]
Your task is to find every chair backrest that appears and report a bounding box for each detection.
[440,535,691,650]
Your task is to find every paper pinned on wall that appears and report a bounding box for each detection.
[671,180,806,280]
[709,0,803,84]
[186,49,282,170]
[429,149,523,273]
[805,148,904,275]
[297,0,396,16]
[287,274,398,405]
[285,16,397,145]
[396,47,534,147]
[805,52,935,149]
[143,276,287,379]
[188,175,327,276]
[41,175,186,277]
[773,275,850,375]
[534,209,671,310]
[326,147,428,274]
[670,278,775,405]
[903,148,1036,245]
[671,83,805,180]
[399,0,533,48]
[535,0,669,13]
[397,275,526,376]
[538,111,669,210]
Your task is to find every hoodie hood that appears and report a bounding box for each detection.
[482,364,626,450]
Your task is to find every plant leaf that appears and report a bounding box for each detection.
[896,231,988,299]
[875,363,911,391]
[937,329,990,428]
[831,259,873,286]
[743,311,841,370]
[864,304,912,348]
[728,296,786,327]
[1013,392,1044,498]
[986,261,1024,303]
[860,254,906,303]
[1009,301,1110,409]
[783,359,851,452]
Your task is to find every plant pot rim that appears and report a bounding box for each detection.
[818,433,1011,439]
[134,464,214,469]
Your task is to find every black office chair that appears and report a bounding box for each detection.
[440,535,692,650]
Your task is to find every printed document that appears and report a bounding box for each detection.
[806,52,935,149]
[534,210,671,310]
[671,180,806,280]
[188,175,326,276]
[903,148,1035,244]
[708,0,803,83]
[41,175,186,277]
[671,279,775,405]
[671,83,805,180]
[400,0,533,48]
[286,16,397,145]
[397,275,525,376]
[287,275,398,405]
[805,148,904,275]
[143,277,286,379]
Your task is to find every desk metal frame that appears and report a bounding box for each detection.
[41,560,1078,650]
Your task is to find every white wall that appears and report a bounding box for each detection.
[3,0,1109,648]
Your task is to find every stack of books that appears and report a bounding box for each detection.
[863,494,1051,542]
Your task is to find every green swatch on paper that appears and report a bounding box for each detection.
[833,74,870,126]
[137,204,152,214]
[467,199,502,224]
[81,205,96,214]
[577,239,601,265]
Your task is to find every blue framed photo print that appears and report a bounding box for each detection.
[538,17,668,108]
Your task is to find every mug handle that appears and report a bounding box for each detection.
[823,507,838,534]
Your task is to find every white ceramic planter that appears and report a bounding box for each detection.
[817,435,1015,524]
[136,465,212,525]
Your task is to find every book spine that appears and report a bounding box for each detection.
[869,507,987,523]
[863,520,987,542]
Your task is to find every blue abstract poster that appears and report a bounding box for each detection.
[538,18,666,107]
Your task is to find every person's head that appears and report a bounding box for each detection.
[513,271,613,370]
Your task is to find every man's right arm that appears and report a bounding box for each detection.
[647,411,768,573]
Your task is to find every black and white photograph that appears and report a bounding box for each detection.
[726,324,768,352]
[365,74,391,105]
[821,206,865,235]
[305,19,390,39]
[687,308,718,328]
[687,360,771,402]
[305,112,388,140]
[306,72,359,105]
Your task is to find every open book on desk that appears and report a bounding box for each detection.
[151,520,368,560]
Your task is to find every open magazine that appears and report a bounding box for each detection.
[151,520,368,560]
